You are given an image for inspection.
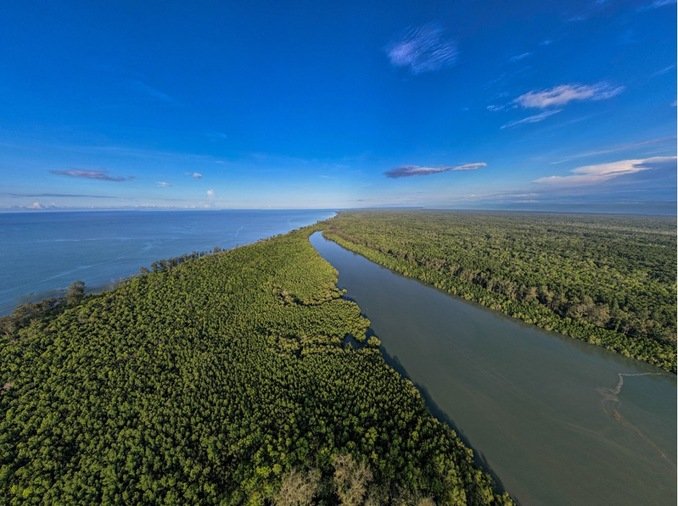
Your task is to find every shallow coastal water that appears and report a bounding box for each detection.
[310,231,677,506]
[0,210,333,315]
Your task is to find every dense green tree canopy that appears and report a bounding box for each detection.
[322,212,676,373]
[0,228,510,505]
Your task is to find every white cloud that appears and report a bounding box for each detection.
[649,0,675,7]
[651,64,675,77]
[386,24,457,74]
[206,189,215,198]
[385,162,486,178]
[509,52,531,63]
[191,172,203,179]
[533,156,676,186]
[51,169,132,182]
[30,201,44,209]
[157,181,171,188]
[501,109,562,129]
[453,162,487,171]
[515,82,624,109]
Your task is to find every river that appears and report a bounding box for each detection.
[310,232,676,506]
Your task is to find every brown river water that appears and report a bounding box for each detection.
[311,232,676,506]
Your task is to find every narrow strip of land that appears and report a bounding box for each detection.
[0,227,511,505]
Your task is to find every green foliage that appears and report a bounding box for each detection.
[66,280,86,306]
[0,299,66,338]
[367,336,381,348]
[323,211,677,373]
[0,229,510,505]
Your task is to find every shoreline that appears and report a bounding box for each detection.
[0,210,336,317]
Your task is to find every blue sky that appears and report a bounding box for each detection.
[1,0,676,212]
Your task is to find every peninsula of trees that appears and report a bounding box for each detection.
[322,211,676,373]
[0,228,511,505]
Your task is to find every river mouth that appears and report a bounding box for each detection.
[310,232,677,506]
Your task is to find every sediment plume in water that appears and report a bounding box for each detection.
[599,372,674,467]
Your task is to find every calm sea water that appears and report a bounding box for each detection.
[311,232,676,506]
[0,210,334,315]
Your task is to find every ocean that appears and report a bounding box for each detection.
[0,209,334,315]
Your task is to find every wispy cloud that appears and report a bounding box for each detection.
[488,82,622,130]
[651,64,675,77]
[190,172,203,179]
[385,162,486,178]
[157,181,171,188]
[27,201,50,210]
[6,192,117,199]
[9,140,225,166]
[550,136,676,164]
[127,79,174,103]
[501,109,562,129]
[533,156,676,186]
[646,0,675,8]
[50,169,133,182]
[515,82,624,109]
[206,189,215,198]
[386,24,457,74]
[509,52,531,63]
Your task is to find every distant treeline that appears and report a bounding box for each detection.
[0,228,511,504]
[322,211,676,373]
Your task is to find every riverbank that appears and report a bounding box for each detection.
[321,211,676,373]
[0,226,511,504]
[310,231,677,505]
